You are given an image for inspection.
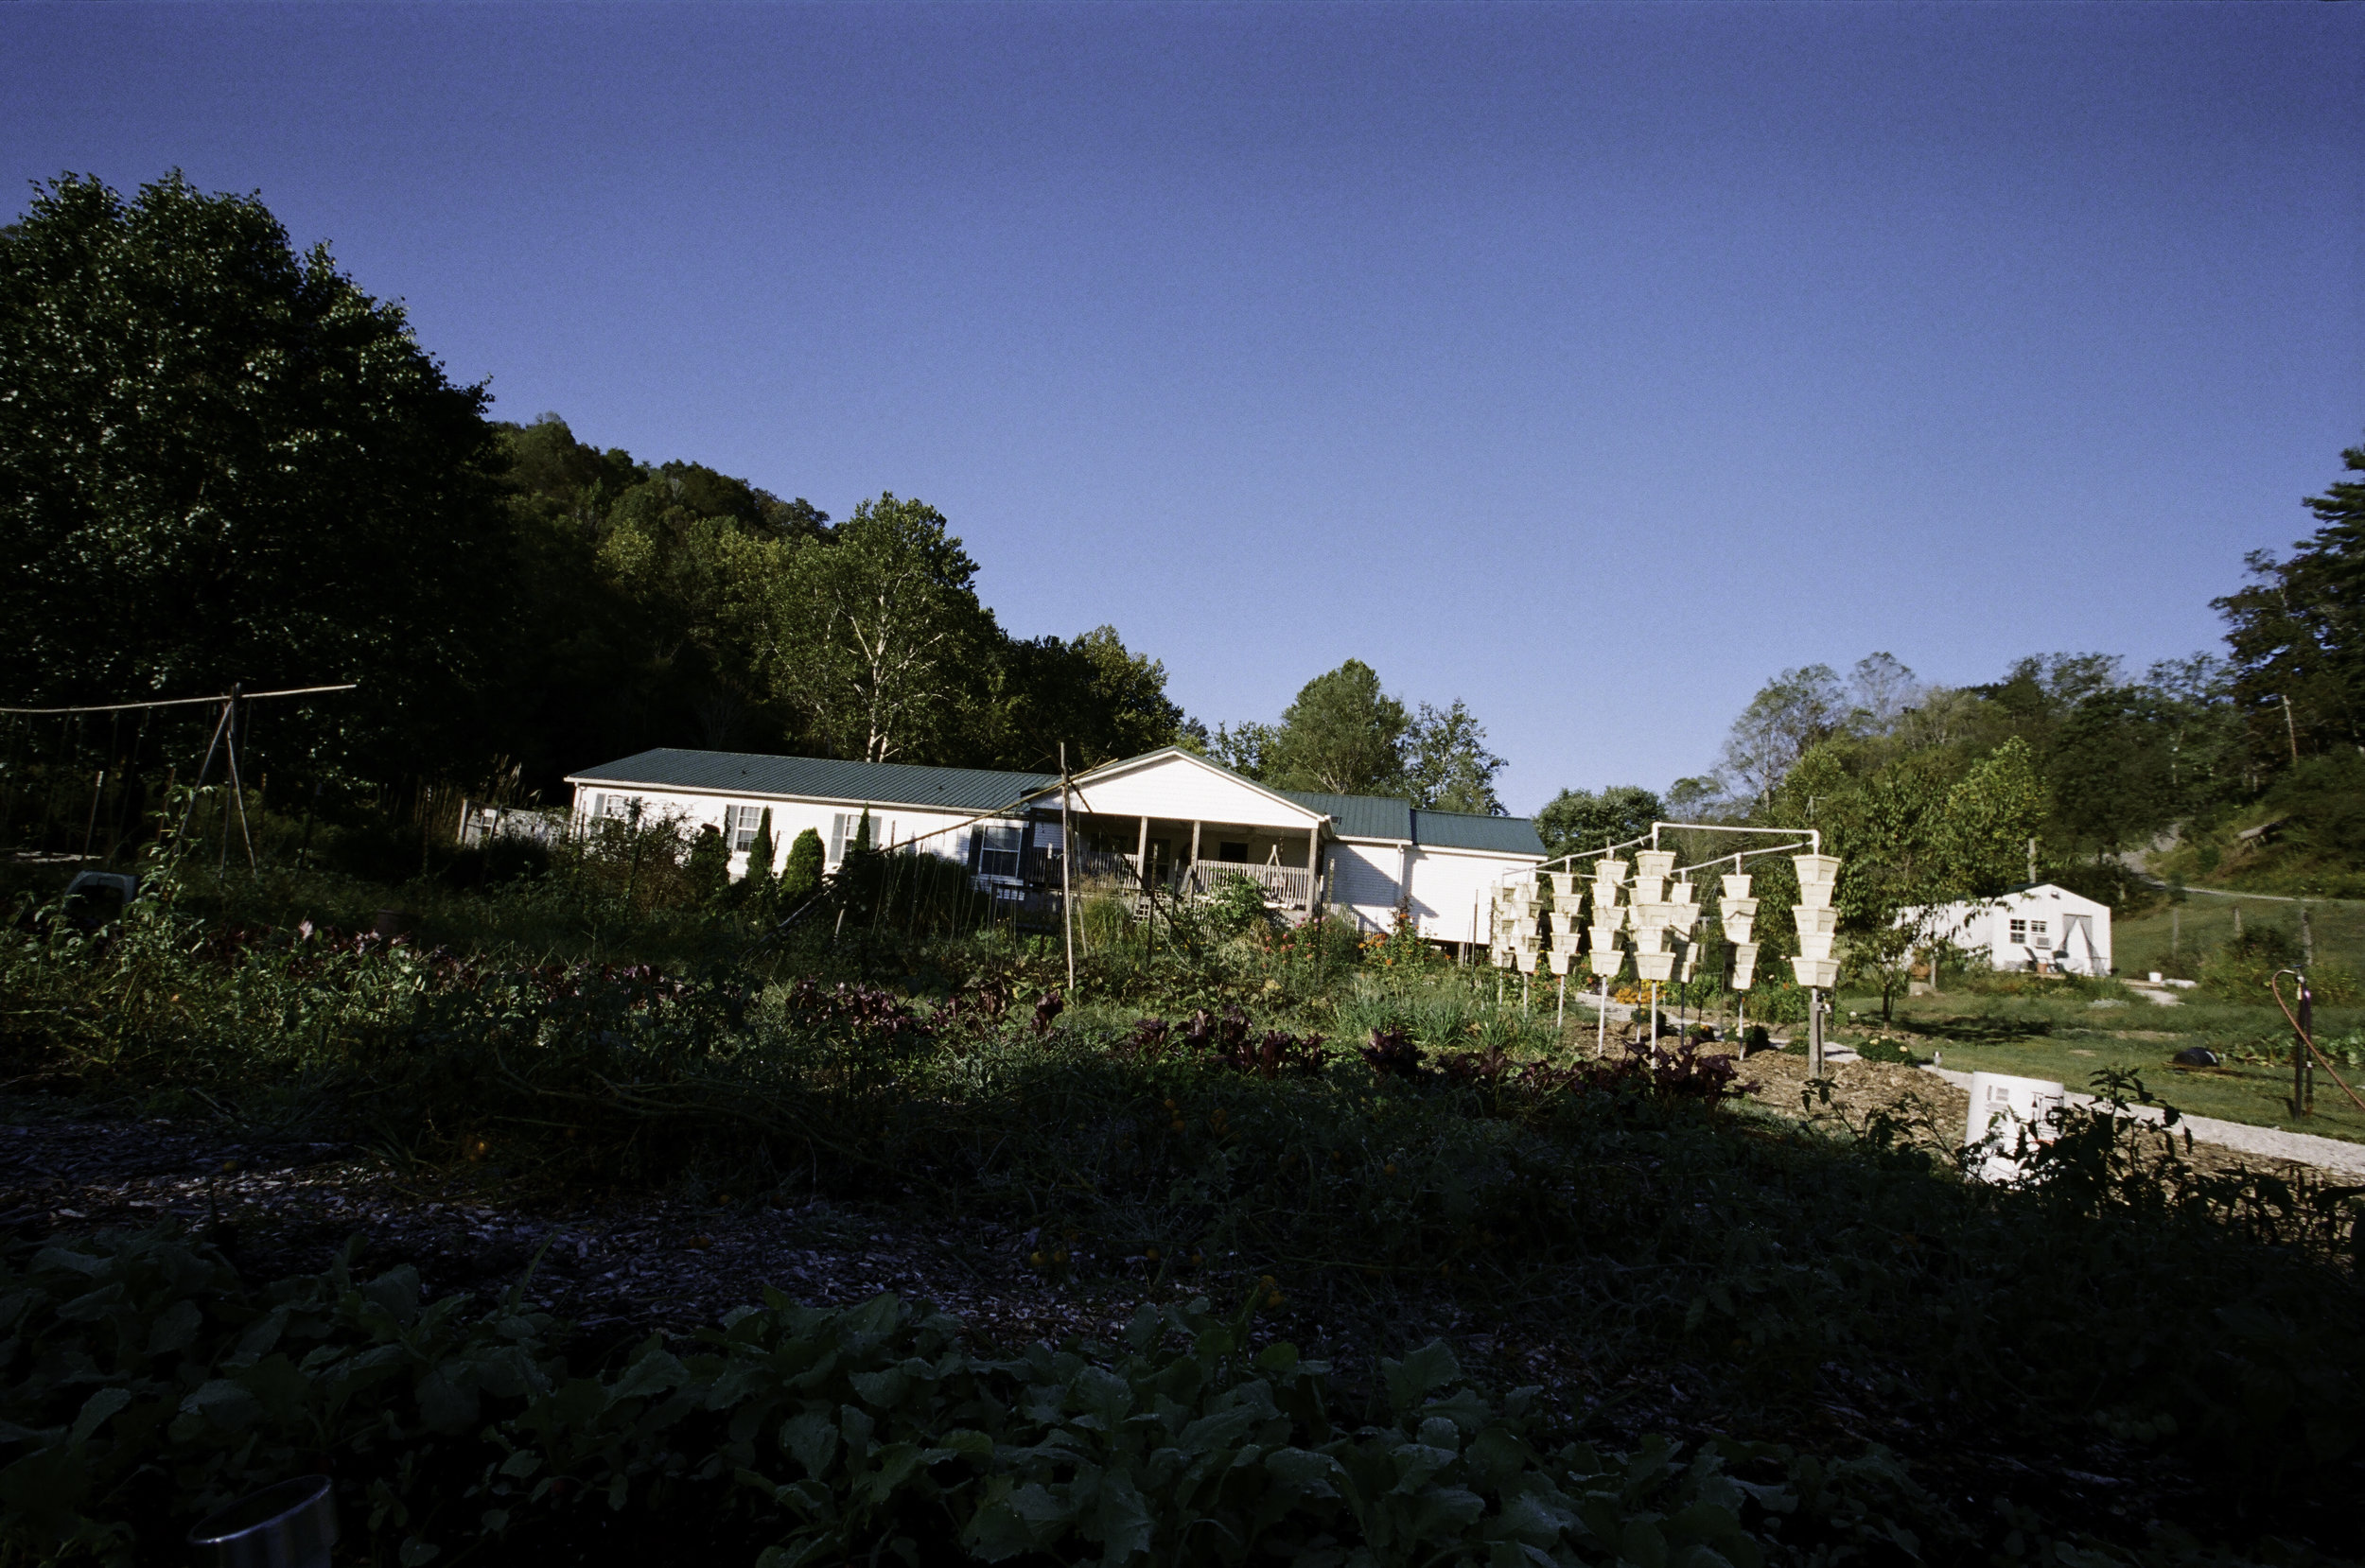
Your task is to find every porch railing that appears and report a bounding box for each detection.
[1059,854,1316,911]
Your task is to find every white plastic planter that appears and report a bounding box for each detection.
[1721,873,1751,902]
[1730,942,1759,989]
[1634,849,1676,881]
[1550,872,1583,899]
[1721,900,1758,944]
[1592,856,1630,885]
[1790,955,1839,989]
[1796,932,1834,961]
[1550,949,1573,976]
[189,1477,337,1568]
[1630,925,1668,954]
[1636,950,1677,982]
[1792,906,1837,937]
[1792,855,1841,908]
[1587,923,1621,955]
[1629,878,1667,907]
[1589,946,1624,979]
[1965,1072,2067,1183]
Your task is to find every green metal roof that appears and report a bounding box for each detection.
[567,749,1057,814]
[1412,810,1547,856]
[1279,791,1413,841]
[569,747,1544,857]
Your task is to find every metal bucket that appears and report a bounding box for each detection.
[188,1476,337,1568]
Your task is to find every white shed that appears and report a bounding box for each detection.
[1901,882,2113,976]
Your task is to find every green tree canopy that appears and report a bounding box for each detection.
[0,172,512,777]
[754,494,992,764]
[2215,443,2365,769]
[1402,700,1508,814]
[1535,786,1664,860]
[1263,659,1409,795]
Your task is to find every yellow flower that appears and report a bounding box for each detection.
[1384,1162,1397,1176]
[1266,1291,1284,1308]
[1146,1246,1161,1262]
[1030,1250,1047,1266]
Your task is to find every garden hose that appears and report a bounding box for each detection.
[2269,970,2365,1118]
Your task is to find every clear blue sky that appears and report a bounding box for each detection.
[4,3,2356,812]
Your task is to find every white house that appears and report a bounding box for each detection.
[563,744,1546,947]
[1901,882,2113,976]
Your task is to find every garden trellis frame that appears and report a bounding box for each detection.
[0,683,357,872]
[1486,819,1836,1074]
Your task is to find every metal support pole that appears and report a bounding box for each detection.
[2294,971,2314,1116]
[1808,989,1825,1079]
[1597,977,1608,1056]
[1060,744,1076,996]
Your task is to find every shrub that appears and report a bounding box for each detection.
[2198,924,2361,1005]
[781,827,825,902]
[0,1225,1792,1568]
[1203,872,1274,936]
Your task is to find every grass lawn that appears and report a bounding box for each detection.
[2114,890,2365,980]
[1849,989,2365,1142]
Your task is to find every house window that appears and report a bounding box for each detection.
[727,805,765,852]
[594,793,639,822]
[2026,920,2048,943]
[1218,842,1249,863]
[978,824,1023,879]
[2008,918,2026,941]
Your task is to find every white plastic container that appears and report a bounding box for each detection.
[1730,942,1759,989]
[1668,880,1697,906]
[189,1476,338,1568]
[1792,905,1838,937]
[1587,923,1622,954]
[1792,854,1841,909]
[1796,932,1834,961]
[1965,1072,2066,1183]
[1550,872,1583,899]
[1592,856,1630,885]
[1721,900,1758,944]
[1634,849,1676,881]
[1549,949,1573,976]
[1589,946,1624,979]
[1635,950,1676,982]
[1721,873,1752,902]
[1790,955,1839,988]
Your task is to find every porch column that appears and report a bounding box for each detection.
[1137,814,1150,888]
[1308,826,1323,910]
[1189,820,1201,888]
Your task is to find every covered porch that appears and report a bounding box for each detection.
[1060,810,1324,915]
